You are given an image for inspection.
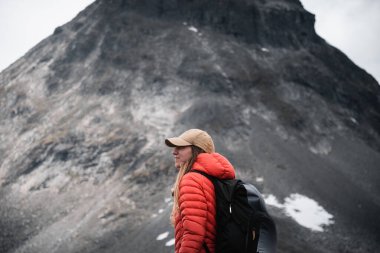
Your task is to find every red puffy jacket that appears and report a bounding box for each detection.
[174,153,236,253]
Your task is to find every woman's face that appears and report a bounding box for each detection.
[172,146,192,169]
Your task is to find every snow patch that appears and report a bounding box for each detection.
[264,193,334,232]
[256,177,264,183]
[156,231,169,241]
[284,193,334,232]
[264,194,283,209]
[188,26,198,33]
[261,47,269,52]
[165,238,175,247]
[158,209,164,214]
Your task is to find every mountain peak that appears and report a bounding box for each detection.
[95,0,319,47]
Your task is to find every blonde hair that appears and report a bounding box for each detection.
[171,146,205,225]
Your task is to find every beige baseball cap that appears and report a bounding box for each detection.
[165,129,215,154]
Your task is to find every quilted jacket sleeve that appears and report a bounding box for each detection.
[178,173,208,253]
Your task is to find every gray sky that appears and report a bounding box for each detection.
[0,0,95,71]
[301,0,380,83]
[0,0,379,83]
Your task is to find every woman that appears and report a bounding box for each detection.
[165,129,236,253]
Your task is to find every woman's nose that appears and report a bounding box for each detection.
[172,147,178,155]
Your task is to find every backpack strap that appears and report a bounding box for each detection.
[203,242,211,253]
[190,169,215,181]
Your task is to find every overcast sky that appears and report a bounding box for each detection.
[0,0,379,82]
[0,0,95,71]
[301,0,380,83]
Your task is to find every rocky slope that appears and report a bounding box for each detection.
[1,0,380,252]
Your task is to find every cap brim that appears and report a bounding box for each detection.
[165,137,191,147]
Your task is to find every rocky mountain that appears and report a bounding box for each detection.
[1,0,380,252]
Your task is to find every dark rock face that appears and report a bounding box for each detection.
[119,0,320,46]
[0,0,380,252]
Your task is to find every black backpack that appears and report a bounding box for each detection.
[192,170,277,253]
